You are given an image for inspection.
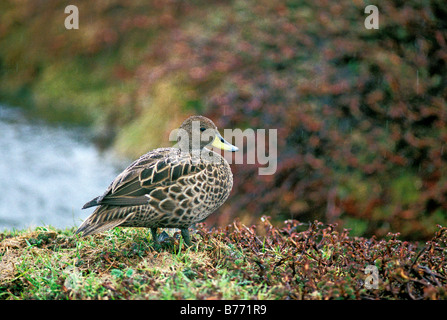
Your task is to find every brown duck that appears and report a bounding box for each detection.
[76,116,238,246]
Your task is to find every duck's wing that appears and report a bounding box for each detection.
[82,148,200,209]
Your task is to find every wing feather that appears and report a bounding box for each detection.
[82,148,202,209]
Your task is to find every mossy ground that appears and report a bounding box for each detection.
[1,217,446,300]
[1,1,446,240]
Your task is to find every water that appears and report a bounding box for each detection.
[0,104,127,231]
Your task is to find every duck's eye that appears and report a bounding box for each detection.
[200,127,206,132]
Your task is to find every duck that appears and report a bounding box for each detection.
[76,115,238,247]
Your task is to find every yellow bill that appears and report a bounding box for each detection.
[211,132,239,152]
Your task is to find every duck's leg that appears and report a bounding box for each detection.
[150,228,160,250]
[180,228,192,247]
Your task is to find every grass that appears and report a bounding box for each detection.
[1,217,446,300]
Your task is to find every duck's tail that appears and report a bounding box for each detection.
[75,205,131,237]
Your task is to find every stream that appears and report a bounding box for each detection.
[0,104,127,231]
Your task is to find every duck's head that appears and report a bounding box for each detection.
[177,115,238,152]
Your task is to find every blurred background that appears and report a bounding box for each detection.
[0,0,445,240]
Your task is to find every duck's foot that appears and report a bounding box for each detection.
[158,230,171,242]
[150,228,193,249]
